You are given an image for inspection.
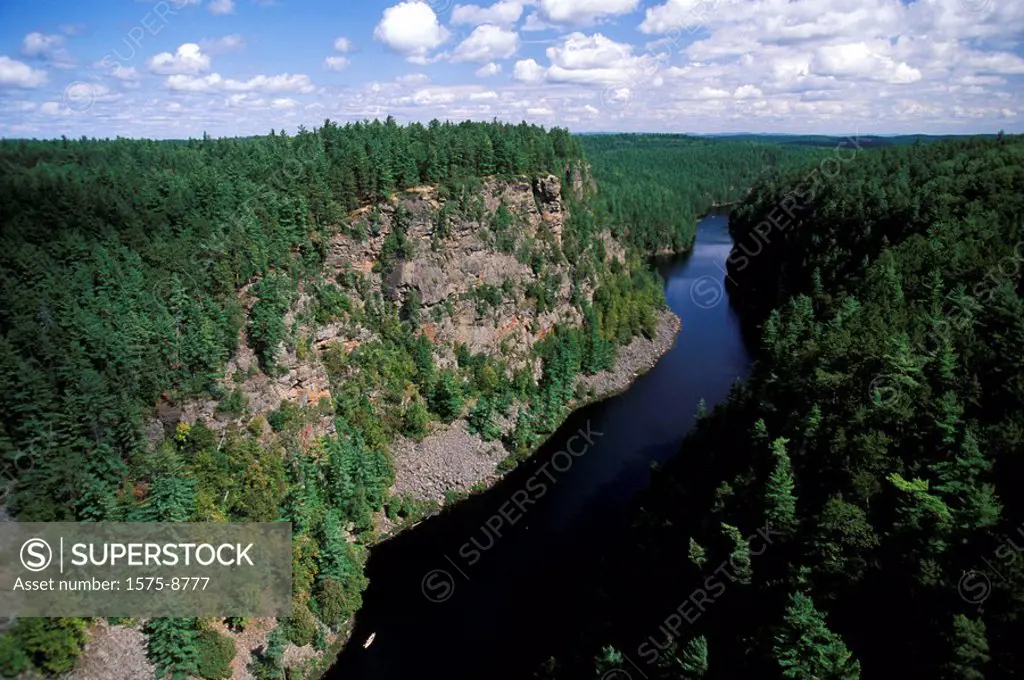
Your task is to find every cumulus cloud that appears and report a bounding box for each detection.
[149,44,211,75]
[475,62,503,77]
[452,1,525,26]
[541,32,659,86]
[452,25,520,63]
[513,58,546,83]
[166,72,315,94]
[0,55,48,88]
[21,32,74,68]
[374,2,450,63]
[110,65,140,81]
[733,84,763,99]
[324,56,350,71]
[812,42,921,84]
[532,0,640,26]
[334,37,355,53]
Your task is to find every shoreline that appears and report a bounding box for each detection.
[384,308,682,513]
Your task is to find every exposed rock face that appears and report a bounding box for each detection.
[325,176,581,367]
[147,174,590,445]
[388,309,681,504]
[154,288,336,443]
[532,174,565,245]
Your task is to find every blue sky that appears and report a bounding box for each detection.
[0,0,1021,138]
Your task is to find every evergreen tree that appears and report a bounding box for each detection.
[146,617,200,680]
[688,537,708,568]
[943,615,989,680]
[765,437,798,537]
[679,636,709,678]
[432,370,464,422]
[773,592,861,680]
[721,523,753,585]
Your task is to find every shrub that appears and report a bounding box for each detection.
[315,577,356,629]
[195,628,235,680]
[402,400,430,440]
[285,599,317,647]
[217,388,248,417]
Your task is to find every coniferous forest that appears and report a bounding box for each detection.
[544,136,1024,680]
[0,120,621,677]
[1,123,1022,680]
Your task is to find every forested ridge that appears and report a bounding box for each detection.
[547,136,1024,679]
[0,119,663,678]
[580,135,832,253]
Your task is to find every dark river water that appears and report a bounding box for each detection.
[328,212,752,680]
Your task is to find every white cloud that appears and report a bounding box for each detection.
[225,94,300,109]
[148,43,211,75]
[40,101,72,116]
[166,72,315,93]
[733,84,762,99]
[200,35,245,53]
[695,86,729,99]
[452,1,525,26]
[812,42,921,84]
[533,0,640,26]
[111,65,140,81]
[209,0,235,14]
[21,32,74,68]
[334,37,355,53]
[397,73,430,84]
[469,90,500,100]
[0,55,48,88]
[452,24,520,63]
[411,88,457,105]
[541,32,657,86]
[374,2,450,63]
[513,58,546,83]
[325,56,351,71]
[475,62,503,77]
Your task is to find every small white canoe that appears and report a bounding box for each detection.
[363,633,376,649]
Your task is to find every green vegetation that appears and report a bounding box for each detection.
[0,120,588,675]
[552,136,1024,679]
[580,134,832,253]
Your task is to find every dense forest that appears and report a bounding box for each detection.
[546,136,1024,679]
[5,124,1018,679]
[0,119,664,678]
[580,135,832,253]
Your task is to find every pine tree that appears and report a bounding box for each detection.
[721,523,752,584]
[773,592,860,680]
[146,617,200,680]
[249,625,286,680]
[679,636,709,678]
[432,370,464,422]
[594,645,625,677]
[765,437,798,537]
[689,537,708,568]
[943,615,989,680]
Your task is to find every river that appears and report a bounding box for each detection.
[327,212,752,680]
